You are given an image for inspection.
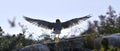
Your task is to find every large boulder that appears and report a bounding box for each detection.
[102,33,120,48]
[15,44,50,51]
[94,33,120,50]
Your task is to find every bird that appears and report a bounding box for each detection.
[8,17,16,27]
[23,15,91,39]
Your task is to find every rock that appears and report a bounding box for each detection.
[17,44,50,51]
[102,33,120,48]
[46,37,90,51]
[94,33,120,50]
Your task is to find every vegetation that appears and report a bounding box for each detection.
[0,26,38,51]
[84,5,120,51]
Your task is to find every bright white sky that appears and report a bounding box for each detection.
[0,0,120,39]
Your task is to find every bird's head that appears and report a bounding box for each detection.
[56,19,61,23]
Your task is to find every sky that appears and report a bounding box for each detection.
[0,0,120,38]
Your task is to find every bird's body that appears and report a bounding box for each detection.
[24,15,91,35]
[52,19,62,34]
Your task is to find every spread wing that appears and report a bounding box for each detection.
[23,16,54,29]
[62,15,91,28]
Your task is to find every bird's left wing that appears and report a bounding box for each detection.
[62,15,91,29]
[23,16,54,29]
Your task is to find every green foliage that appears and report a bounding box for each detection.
[84,33,98,49]
[0,25,52,51]
[0,27,4,36]
[0,33,38,51]
[100,45,120,51]
[83,6,120,51]
[83,6,120,35]
[0,25,40,51]
[99,6,120,34]
[108,46,120,51]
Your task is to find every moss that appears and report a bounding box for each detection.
[101,38,109,51]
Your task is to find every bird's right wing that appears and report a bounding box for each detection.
[62,15,91,29]
[24,16,54,29]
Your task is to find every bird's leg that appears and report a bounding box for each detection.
[55,34,60,43]
[57,34,60,42]
[54,34,57,42]
[57,34,59,40]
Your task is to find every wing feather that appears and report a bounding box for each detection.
[62,15,91,28]
[23,16,54,29]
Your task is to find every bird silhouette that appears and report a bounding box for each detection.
[24,15,91,35]
[8,17,16,27]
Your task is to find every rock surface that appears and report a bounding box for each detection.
[102,33,120,48]
[94,33,120,50]
[13,33,120,51]
[15,44,50,51]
